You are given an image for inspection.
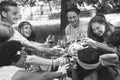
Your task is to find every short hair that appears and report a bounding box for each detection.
[0,23,14,43]
[87,15,113,42]
[106,30,120,47]
[0,1,17,18]
[0,40,22,67]
[77,47,101,64]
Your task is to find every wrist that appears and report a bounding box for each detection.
[56,71,63,77]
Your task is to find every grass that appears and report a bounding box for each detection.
[33,24,63,44]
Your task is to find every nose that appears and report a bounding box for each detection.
[94,29,99,34]
[70,18,75,22]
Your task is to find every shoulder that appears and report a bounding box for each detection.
[0,66,23,80]
[11,29,28,43]
[65,24,71,30]
[65,24,71,33]
[12,70,39,80]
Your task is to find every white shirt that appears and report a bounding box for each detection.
[65,20,88,42]
[10,29,29,44]
[0,66,23,80]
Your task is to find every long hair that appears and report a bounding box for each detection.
[87,15,113,42]
[18,21,35,41]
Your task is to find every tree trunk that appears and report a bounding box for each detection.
[61,0,69,35]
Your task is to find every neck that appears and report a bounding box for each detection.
[1,19,12,26]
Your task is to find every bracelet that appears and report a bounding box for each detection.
[53,59,55,67]
[52,59,54,67]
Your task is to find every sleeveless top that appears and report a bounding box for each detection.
[0,66,23,80]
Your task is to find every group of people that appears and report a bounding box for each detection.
[0,1,70,80]
[64,3,120,80]
[1,1,120,80]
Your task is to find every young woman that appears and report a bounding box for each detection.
[18,21,35,41]
[0,40,69,80]
[85,15,115,53]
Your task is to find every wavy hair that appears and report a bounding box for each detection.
[87,15,113,42]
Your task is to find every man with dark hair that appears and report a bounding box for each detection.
[65,4,87,42]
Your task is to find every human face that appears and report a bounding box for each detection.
[20,24,32,38]
[2,6,19,25]
[92,22,106,36]
[67,11,79,28]
[15,48,27,67]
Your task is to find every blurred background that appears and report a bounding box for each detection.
[1,0,120,44]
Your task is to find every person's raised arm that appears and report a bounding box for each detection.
[82,38,115,53]
[22,41,62,56]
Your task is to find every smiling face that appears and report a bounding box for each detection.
[67,11,79,28]
[20,23,32,38]
[2,6,19,25]
[91,22,106,36]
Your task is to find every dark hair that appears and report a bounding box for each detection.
[76,47,119,80]
[77,47,101,64]
[0,40,22,67]
[87,15,113,42]
[0,1,18,18]
[106,30,120,48]
[76,47,101,79]
[18,21,35,41]
[95,14,106,20]
[65,4,80,15]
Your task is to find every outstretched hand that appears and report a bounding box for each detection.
[54,57,68,66]
[57,64,70,75]
[82,38,99,48]
[50,46,65,56]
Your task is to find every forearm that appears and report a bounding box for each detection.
[31,41,50,48]
[96,42,115,52]
[25,55,53,66]
[39,72,62,80]
[23,41,53,55]
[100,53,119,62]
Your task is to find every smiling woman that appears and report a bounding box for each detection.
[18,21,35,41]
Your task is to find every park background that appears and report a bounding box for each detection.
[3,0,120,44]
